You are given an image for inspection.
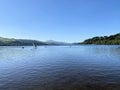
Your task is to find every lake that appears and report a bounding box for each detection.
[0,45,120,90]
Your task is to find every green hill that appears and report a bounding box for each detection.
[0,37,47,46]
[81,33,120,45]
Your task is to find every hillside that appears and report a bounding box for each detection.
[81,33,120,45]
[0,37,47,46]
[45,40,70,45]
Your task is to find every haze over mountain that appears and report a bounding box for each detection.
[0,37,47,46]
[45,40,71,45]
[0,37,70,46]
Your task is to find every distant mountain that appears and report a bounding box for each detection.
[80,33,120,45]
[45,40,70,45]
[0,37,72,46]
[0,37,47,46]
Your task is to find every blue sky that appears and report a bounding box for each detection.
[0,0,120,42]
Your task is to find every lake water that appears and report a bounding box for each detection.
[0,45,120,90]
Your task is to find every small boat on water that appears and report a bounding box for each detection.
[33,43,37,49]
[69,45,72,48]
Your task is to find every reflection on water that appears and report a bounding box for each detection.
[0,45,120,90]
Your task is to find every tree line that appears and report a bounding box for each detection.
[81,33,120,45]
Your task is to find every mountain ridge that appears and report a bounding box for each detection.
[80,33,120,45]
[0,37,47,46]
[0,37,70,46]
[1,33,120,46]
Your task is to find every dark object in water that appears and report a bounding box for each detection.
[22,47,24,49]
[35,44,37,49]
[117,47,120,49]
[33,43,37,49]
[70,45,72,48]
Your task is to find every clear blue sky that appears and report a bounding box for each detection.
[0,0,120,42]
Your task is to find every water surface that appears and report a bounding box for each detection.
[0,45,120,90]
